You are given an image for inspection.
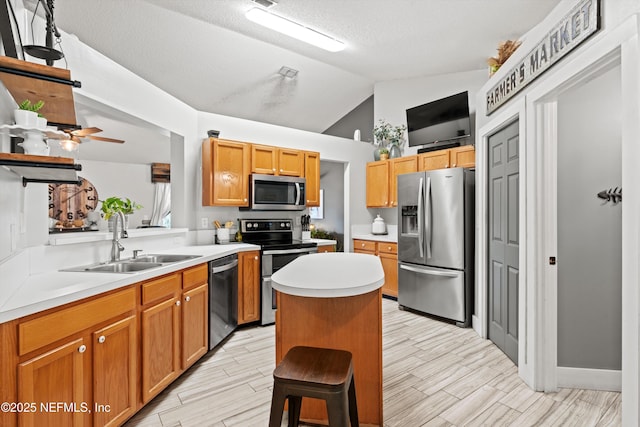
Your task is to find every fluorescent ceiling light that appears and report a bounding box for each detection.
[245,8,345,52]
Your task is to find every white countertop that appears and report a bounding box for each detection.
[351,232,397,243]
[271,252,384,298]
[0,243,260,323]
[303,238,337,246]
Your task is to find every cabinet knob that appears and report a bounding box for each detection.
[78,345,87,353]
[176,300,181,306]
[185,296,191,302]
[244,198,247,202]
[255,256,258,260]
[98,335,106,344]
[388,246,392,250]
[361,243,365,247]
[272,168,276,172]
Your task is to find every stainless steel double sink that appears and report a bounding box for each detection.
[62,254,202,274]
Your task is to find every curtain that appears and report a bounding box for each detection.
[150,183,171,226]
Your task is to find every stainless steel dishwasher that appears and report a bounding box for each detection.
[209,254,238,350]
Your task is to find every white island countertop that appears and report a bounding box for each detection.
[271,252,384,298]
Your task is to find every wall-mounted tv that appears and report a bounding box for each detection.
[406,91,471,147]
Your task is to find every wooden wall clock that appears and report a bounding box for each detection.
[48,176,99,227]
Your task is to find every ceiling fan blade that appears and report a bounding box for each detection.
[72,126,103,136]
[71,135,82,143]
[87,135,125,143]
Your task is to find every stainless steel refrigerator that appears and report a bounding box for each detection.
[397,167,474,327]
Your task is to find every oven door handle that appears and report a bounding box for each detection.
[210,259,238,273]
[262,247,318,255]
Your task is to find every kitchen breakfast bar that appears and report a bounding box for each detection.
[271,252,385,426]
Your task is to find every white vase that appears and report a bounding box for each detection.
[18,130,49,155]
[36,116,47,130]
[14,109,38,128]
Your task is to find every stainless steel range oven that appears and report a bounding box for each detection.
[239,219,317,325]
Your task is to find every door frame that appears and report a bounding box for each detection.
[476,14,640,425]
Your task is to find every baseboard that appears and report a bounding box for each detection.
[472,314,482,337]
[556,366,621,391]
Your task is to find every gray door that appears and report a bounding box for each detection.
[488,120,519,364]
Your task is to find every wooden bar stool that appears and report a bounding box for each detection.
[269,346,359,427]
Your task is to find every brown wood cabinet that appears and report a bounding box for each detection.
[449,145,475,168]
[202,138,251,206]
[366,156,417,208]
[389,156,418,207]
[18,337,87,427]
[14,287,137,427]
[250,145,304,177]
[417,145,475,171]
[92,315,137,427]
[141,276,181,403]
[238,250,261,325]
[317,244,336,253]
[304,151,321,207]
[353,239,398,297]
[1,263,211,427]
[366,160,390,208]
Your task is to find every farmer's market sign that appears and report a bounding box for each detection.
[486,0,599,115]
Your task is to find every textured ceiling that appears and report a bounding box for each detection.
[48,0,560,133]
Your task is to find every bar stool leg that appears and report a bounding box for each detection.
[288,396,302,427]
[348,379,359,427]
[269,384,287,427]
[326,392,350,427]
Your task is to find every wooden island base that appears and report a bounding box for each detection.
[275,288,383,426]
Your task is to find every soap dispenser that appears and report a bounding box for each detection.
[371,214,387,235]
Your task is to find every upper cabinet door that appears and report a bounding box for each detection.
[389,156,417,207]
[418,150,450,171]
[304,151,320,207]
[202,138,250,206]
[449,145,475,168]
[278,149,304,176]
[251,144,278,175]
[366,160,390,208]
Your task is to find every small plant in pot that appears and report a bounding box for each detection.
[101,197,143,230]
[15,99,46,129]
[379,147,389,160]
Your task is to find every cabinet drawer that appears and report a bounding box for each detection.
[141,273,181,305]
[378,242,397,255]
[354,240,377,252]
[183,264,208,290]
[18,287,136,356]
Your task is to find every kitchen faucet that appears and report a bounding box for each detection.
[111,212,128,262]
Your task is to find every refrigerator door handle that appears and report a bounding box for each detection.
[400,264,460,278]
[425,176,432,259]
[417,177,424,259]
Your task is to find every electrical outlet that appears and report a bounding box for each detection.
[201,217,208,229]
[295,216,301,225]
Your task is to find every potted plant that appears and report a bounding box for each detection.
[379,147,389,160]
[373,119,406,159]
[101,196,143,230]
[15,99,46,128]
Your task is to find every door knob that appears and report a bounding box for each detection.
[78,345,87,353]
[98,335,106,344]
[185,296,191,302]
[176,300,181,306]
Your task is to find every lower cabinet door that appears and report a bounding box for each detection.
[379,252,398,297]
[93,315,137,427]
[18,337,87,427]
[182,283,209,369]
[142,297,181,402]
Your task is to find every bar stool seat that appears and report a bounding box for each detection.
[269,346,359,427]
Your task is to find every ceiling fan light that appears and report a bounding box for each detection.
[59,139,79,152]
[245,8,345,52]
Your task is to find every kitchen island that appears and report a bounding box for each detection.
[271,252,384,426]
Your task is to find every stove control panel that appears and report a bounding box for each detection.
[240,219,292,233]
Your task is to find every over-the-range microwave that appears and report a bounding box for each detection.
[243,174,306,211]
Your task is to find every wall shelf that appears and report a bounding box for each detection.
[0,152,81,186]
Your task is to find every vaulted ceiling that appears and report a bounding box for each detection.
[46,0,559,133]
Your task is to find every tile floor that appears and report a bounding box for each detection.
[124,299,621,426]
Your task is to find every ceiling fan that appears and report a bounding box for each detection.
[57,126,125,151]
